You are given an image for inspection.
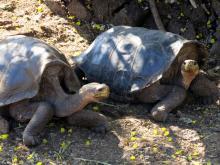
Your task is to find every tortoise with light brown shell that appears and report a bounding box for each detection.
[0,35,110,146]
[73,26,219,122]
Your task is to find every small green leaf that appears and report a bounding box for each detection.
[42,139,48,144]
[163,130,169,136]
[167,137,173,142]
[138,0,143,3]
[153,128,158,135]
[175,150,183,155]
[68,128,73,134]
[130,155,136,160]
[210,38,216,44]
[75,21,81,26]
[36,7,43,13]
[187,155,192,161]
[152,147,158,153]
[180,12,184,17]
[130,131,137,137]
[0,134,9,140]
[27,153,34,160]
[132,143,138,149]
[206,161,212,165]
[67,15,75,19]
[60,127,65,133]
[93,106,99,112]
[85,139,91,146]
[36,162,43,165]
[130,137,137,141]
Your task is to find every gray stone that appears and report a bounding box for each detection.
[45,0,67,16]
[67,0,91,20]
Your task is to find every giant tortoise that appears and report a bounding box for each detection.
[0,35,110,146]
[73,26,219,122]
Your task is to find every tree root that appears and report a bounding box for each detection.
[189,0,197,8]
[149,0,166,31]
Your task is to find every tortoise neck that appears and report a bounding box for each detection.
[55,92,90,117]
[176,70,198,90]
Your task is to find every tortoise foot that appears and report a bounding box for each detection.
[197,95,219,105]
[91,123,109,134]
[151,110,168,122]
[23,133,41,146]
[0,118,9,134]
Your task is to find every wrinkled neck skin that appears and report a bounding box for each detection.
[54,91,91,117]
[45,75,92,117]
[175,69,198,90]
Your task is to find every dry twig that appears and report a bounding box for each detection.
[149,0,166,31]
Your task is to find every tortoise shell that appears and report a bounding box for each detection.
[0,35,77,106]
[75,26,206,95]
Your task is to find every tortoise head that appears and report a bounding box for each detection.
[79,83,110,102]
[181,59,199,89]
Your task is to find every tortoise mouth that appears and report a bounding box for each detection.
[182,60,199,74]
[94,86,110,99]
[181,60,200,89]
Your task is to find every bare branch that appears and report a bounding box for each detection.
[149,0,166,31]
[189,0,197,8]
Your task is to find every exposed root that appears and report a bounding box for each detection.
[189,0,197,8]
[149,0,166,31]
[201,3,210,15]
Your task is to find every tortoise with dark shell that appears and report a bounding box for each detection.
[0,35,110,146]
[73,26,219,122]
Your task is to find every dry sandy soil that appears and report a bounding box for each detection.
[0,0,219,164]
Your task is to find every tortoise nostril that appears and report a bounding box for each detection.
[97,87,104,92]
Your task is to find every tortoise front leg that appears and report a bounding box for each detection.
[151,86,186,122]
[0,108,9,134]
[190,71,219,104]
[0,115,9,134]
[9,101,53,146]
[67,111,109,134]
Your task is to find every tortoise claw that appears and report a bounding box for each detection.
[151,110,168,122]
[23,133,41,146]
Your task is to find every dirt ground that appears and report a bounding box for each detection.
[0,0,219,164]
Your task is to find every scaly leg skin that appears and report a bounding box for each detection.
[66,111,109,134]
[0,115,9,134]
[190,71,219,104]
[136,82,173,103]
[9,101,53,146]
[151,86,186,122]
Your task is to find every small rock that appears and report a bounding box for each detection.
[44,0,67,16]
[92,0,127,23]
[111,1,146,26]
[0,19,12,26]
[93,0,146,26]
[67,0,91,20]
[179,117,194,124]
[0,3,15,11]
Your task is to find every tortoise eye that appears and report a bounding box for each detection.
[183,61,186,65]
